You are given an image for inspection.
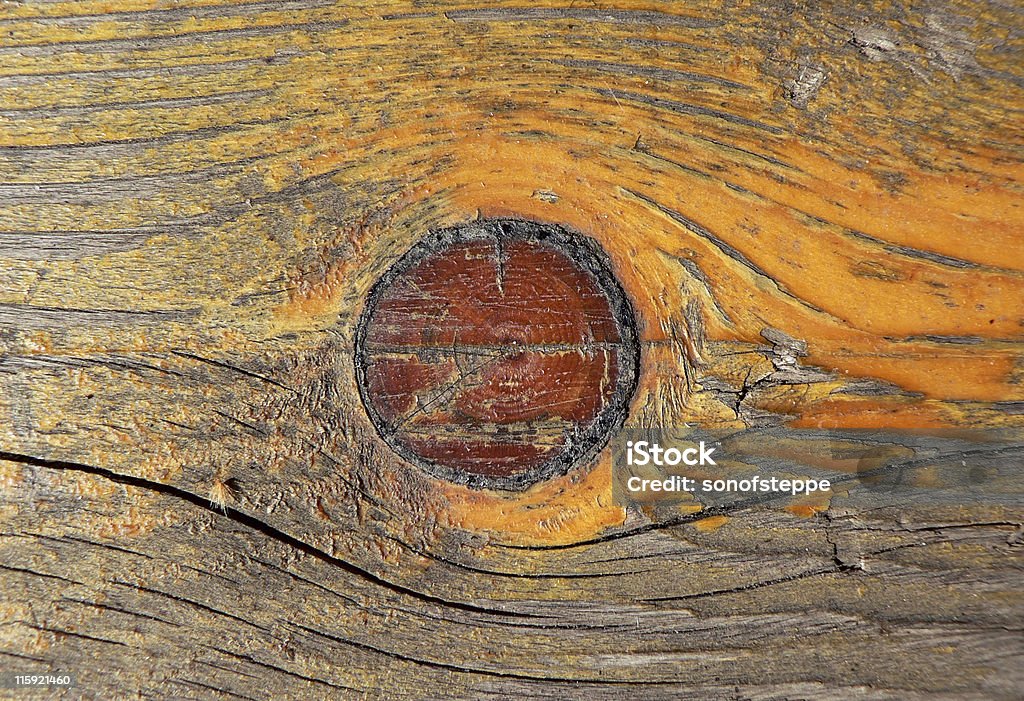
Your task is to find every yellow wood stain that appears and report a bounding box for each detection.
[692,515,731,532]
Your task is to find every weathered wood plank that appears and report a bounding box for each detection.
[1,0,1022,698]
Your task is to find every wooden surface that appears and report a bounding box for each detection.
[1,0,1022,698]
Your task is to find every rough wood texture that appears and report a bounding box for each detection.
[1,1,1022,698]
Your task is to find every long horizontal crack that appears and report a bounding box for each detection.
[0,450,543,620]
[292,622,698,686]
[640,565,838,603]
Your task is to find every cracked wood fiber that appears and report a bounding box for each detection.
[0,1,1022,699]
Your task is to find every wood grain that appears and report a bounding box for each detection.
[1,1,1022,698]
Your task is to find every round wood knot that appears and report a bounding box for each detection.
[355,219,640,490]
